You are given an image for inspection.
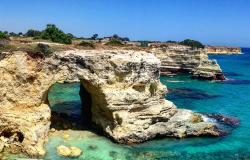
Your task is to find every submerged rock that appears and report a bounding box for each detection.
[57,145,72,157]
[0,50,229,157]
[168,88,220,100]
[70,146,82,157]
[57,145,82,158]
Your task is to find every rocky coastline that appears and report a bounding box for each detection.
[0,49,230,157]
[152,47,225,80]
[205,46,242,55]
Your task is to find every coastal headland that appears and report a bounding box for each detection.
[0,29,239,157]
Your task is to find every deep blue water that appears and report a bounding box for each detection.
[12,48,250,160]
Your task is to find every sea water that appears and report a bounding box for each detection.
[7,48,250,159]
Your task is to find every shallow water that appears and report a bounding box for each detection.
[8,48,250,159]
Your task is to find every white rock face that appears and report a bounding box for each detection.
[153,48,225,80]
[0,50,223,157]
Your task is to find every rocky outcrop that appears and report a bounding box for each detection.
[0,50,225,157]
[205,46,241,54]
[152,48,225,80]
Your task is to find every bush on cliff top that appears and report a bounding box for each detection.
[40,24,72,44]
[0,31,10,49]
[105,39,124,46]
[0,31,9,40]
[27,43,53,58]
[78,41,95,48]
[25,29,42,37]
[180,39,204,49]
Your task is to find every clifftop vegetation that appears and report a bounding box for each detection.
[0,24,207,53]
[180,39,204,49]
[0,31,9,40]
[39,24,72,44]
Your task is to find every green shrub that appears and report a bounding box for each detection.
[105,39,124,46]
[0,31,9,49]
[27,43,53,58]
[40,24,72,44]
[0,31,8,40]
[36,43,53,56]
[25,29,41,37]
[78,41,95,48]
[179,39,204,49]
[140,41,149,47]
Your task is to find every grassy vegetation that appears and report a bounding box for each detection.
[105,39,124,46]
[78,41,95,48]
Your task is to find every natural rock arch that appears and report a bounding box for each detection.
[0,50,223,157]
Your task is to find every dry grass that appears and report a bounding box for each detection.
[1,37,149,53]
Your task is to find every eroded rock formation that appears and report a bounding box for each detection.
[153,48,225,80]
[0,50,224,157]
[205,46,241,54]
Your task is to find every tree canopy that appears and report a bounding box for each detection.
[179,39,204,49]
[40,24,72,44]
[0,31,8,40]
[25,29,41,37]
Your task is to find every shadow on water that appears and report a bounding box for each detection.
[167,87,221,100]
[50,100,90,130]
[48,82,95,131]
[224,72,243,77]
[218,79,250,85]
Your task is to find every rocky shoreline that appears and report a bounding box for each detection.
[205,46,242,55]
[152,47,225,80]
[0,49,232,157]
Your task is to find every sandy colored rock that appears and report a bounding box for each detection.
[153,47,225,80]
[70,146,82,157]
[57,145,82,158]
[0,50,224,157]
[63,134,70,139]
[0,141,4,152]
[57,145,71,157]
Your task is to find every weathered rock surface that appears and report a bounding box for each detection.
[57,145,82,158]
[0,50,224,157]
[205,46,241,54]
[153,48,225,80]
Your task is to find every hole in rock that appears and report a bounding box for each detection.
[0,130,24,143]
[48,82,92,130]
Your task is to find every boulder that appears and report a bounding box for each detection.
[57,145,71,157]
[70,146,82,157]
[57,145,82,158]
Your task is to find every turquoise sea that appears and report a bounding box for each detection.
[7,48,250,159]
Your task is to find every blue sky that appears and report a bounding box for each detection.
[0,0,250,47]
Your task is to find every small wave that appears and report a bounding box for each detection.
[202,115,217,123]
[166,80,185,83]
[218,78,250,85]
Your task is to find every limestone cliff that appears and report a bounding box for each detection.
[152,48,225,80]
[205,46,241,54]
[0,50,224,157]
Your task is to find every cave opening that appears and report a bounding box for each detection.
[48,82,92,130]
